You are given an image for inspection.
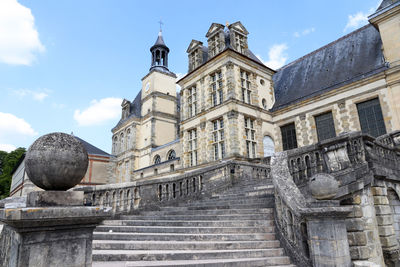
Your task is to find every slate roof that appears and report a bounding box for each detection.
[377,0,399,11]
[74,136,110,157]
[272,24,387,111]
[152,31,167,48]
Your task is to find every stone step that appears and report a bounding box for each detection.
[210,191,273,200]
[95,225,275,234]
[92,248,285,261]
[169,203,273,210]
[100,219,274,227]
[118,214,273,221]
[93,232,276,241]
[93,258,294,267]
[181,198,273,207]
[142,208,272,216]
[92,240,281,250]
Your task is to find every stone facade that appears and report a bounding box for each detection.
[113,3,400,181]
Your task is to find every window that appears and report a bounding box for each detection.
[240,70,251,104]
[126,129,131,150]
[113,136,118,154]
[167,150,176,160]
[235,33,246,53]
[245,117,256,158]
[263,136,275,157]
[154,155,161,164]
[357,98,386,137]
[188,129,198,166]
[190,50,199,70]
[187,86,197,118]
[315,112,336,141]
[212,118,225,160]
[262,99,267,109]
[281,123,298,151]
[210,71,223,107]
[209,35,221,57]
[120,133,124,152]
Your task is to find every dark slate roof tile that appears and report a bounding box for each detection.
[272,24,387,111]
[74,136,110,157]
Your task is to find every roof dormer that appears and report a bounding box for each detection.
[228,21,249,55]
[187,40,204,72]
[206,23,226,59]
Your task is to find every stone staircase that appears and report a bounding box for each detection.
[92,181,296,266]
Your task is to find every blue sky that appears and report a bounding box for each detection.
[0,0,382,153]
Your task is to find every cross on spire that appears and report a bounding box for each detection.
[158,19,164,32]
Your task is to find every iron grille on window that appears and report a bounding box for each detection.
[281,123,297,151]
[357,98,386,137]
[315,112,336,141]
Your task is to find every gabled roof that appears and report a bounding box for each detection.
[186,39,203,53]
[272,24,387,111]
[205,23,225,38]
[228,21,248,35]
[74,136,110,157]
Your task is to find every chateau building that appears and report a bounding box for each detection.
[112,1,400,182]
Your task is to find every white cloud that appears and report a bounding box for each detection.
[0,0,45,65]
[12,89,49,101]
[0,112,37,150]
[257,43,289,70]
[74,97,123,126]
[294,27,315,38]
[0,144,16,152]
[344,11,369,32]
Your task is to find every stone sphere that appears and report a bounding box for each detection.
[309,173,339,200]
[25,132,88,191]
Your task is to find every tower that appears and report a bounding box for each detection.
[150,30,170,72]
[139,29,178,153]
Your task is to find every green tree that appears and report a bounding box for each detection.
[0,148,26,199]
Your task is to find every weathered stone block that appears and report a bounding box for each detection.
[371,187,387,196]
[374,205,392,215]
[376,215,394,226]
[380,235,398,248]
[373,196,389,205]
[346,218,365,231]
[348,232,368,246]
[27,191,84,207]
[378,225,395,237]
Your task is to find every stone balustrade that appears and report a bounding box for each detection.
[76,159,271,215]
[272,131,400,266]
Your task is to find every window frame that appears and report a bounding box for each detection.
[281,123,298,151]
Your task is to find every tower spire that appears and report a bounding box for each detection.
[150,23,170,72]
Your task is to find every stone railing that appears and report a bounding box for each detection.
[272,131,400,266]
[75,159,271,215]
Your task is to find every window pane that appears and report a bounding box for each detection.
[357,98,386,137]
[315,112,336,141]
[281,123,298,151]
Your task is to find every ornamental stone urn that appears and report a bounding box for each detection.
[309,173,339,200]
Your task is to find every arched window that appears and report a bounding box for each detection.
[167,150,176,160]
[263,136,275,157]
[154,155,161,164]
[127,129,131,150]
[120,133,124,152]
[113,136,118,154]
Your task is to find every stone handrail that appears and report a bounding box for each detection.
[271,131,400,266]
[75,159,271,215]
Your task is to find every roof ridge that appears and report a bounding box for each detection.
[277,24,372,71]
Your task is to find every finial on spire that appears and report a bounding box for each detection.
[158,19,164,32]
[225,21,229,27]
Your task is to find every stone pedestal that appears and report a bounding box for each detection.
[0,191,110,267]
[305,201,352,267]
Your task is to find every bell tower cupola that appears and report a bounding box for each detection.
[150,29,170,72]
